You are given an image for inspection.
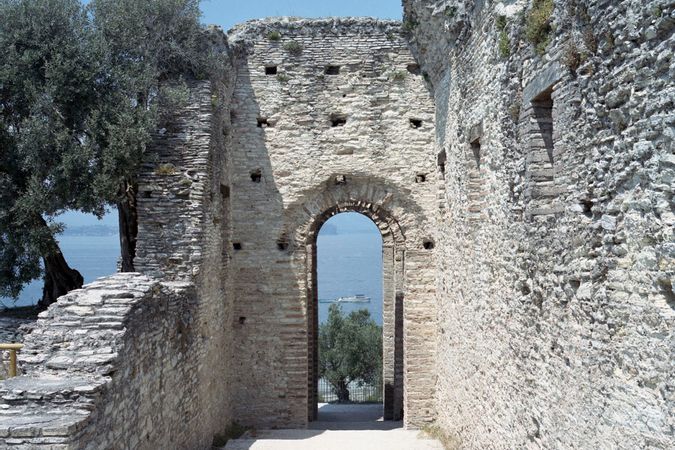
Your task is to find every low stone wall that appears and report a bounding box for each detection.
[0,274,220,449]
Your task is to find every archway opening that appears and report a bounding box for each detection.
[312,212,386,423]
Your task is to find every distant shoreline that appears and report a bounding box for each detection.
[60,225,119,237]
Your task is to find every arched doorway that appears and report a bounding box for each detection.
[305,205,405,423]
[316,212,383,419]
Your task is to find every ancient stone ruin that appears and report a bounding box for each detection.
[1,0,673,448]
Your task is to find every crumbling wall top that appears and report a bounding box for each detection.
[228,16,403,45]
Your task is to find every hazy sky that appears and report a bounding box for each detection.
[64,0,401,229]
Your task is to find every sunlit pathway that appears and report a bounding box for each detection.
[223,404,444,450]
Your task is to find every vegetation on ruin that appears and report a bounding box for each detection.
[0,0,211,308]
[562,41,587,73]
[283,40,303,56]
[266,30,281,41]
[525,0,554,56]
[391,70,407,82]
[319,304,382,403]
[402,18,418,32]
[497,16,510,58]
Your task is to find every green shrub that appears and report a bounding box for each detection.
[499,30,510,58]
[276,73,290,83]
[496,15,507,31]
[319,305,382,403]
[266,30,281,41]
[284,40,303,56]
[526,0,554,55]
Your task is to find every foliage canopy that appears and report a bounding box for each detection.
[0,0,213,306]
[319,304,382,402]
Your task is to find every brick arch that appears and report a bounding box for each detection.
[305,201,402,247]
[284,176,419,422]
[285,174,427,251]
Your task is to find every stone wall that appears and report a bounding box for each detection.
[0,29,237,448]
[2,3,672,447]
[404,0,674,448]
[0,274,224,449]
[134,28,237,442]
[226,18,438,428]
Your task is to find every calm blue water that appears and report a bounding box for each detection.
[1,234,120,308]
[2,213,384,323]
[317,215,383,325]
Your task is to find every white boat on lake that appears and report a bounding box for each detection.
[319,294,371,304]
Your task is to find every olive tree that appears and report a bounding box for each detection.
[0,0,211,308]
[319,304,382,402]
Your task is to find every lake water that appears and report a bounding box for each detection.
[317,232,383,325]
[2,213,384,326]
[1,234,120,308]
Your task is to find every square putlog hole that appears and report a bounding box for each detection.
[330,114,347,127]
[265,66,278,75]
[410,118,423,129]
[233,243,242,250]
[325,65,341,75]
[250,169,262,183]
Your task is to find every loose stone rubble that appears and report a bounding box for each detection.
[0,1,673,448]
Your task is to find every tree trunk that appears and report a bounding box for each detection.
[118,182,138,272]
[39,246,83,310]
[336,380,350,403]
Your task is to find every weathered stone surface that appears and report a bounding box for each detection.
[0,274,222,449]
[1,1,673,448]
[226,17,437,429]
[404,0,674,448]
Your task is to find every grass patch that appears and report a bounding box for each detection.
[212,422,249,448]
[420,424,462,450]
[283,40,303,56]
[526,0,554,56]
